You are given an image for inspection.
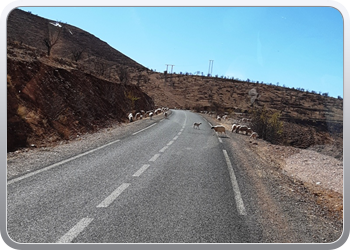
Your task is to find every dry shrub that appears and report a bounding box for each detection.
[250,107,283,144]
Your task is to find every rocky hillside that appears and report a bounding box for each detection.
[7,9,154,152]
[7,9,343,158]
[132,71,343,159]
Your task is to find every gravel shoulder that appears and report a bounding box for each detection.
[203,113,343,243]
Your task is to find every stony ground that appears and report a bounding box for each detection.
[203,113,343,243]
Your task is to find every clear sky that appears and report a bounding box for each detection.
[17,6,344,98]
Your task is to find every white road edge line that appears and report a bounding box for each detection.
[173,135,179,140]
[218,137,223,143]
[133,164,150,177]
[97,183,130,208]
[167,141,174,146]
[8,139,121,185]
[223,150,247,216]
[57,217,93,243]
[132,123,157,135]
[149,153,160,162]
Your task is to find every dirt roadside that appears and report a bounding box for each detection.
[203,113,343,243]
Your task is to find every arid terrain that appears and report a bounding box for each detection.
[7,8,343,233]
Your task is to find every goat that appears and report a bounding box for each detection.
[236,125,249,134]
[231,124,238,132]
[145,110,152,118]
[154,108,162,115]
[235,125,241,132]
[246,127,253,135]
[211,125,226,135]
[164,112,168,118]
[134,112,141,120]
[128,113,133,122]
[250,132,258,140]
[193,122,202,129]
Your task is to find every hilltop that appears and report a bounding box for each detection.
[7,9,342,159]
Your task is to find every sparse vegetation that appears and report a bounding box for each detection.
[250,107,284,144]
[125,91,140,110]
[43,22,62,56]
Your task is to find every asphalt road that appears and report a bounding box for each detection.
[7,110,263,243]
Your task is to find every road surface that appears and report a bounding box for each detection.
[7,110,264,243]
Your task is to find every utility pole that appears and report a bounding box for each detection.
[165,64,175,74]
[164,64,175,86]
[208,60,214,77]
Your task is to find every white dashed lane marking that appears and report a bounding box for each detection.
[159,146,168,153]
[149,153,160,162]
[56,217,93,243]
[133,164,150,177]
[97,183,130,208]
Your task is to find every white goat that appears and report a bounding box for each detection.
[134,112,141,120]
[246,127,253,135]
[236,125,248,134]
[231,124,238,132]
[154,108,162,115]
[128,113,133,122]
[145,110,152,118]
[250,132,258,140]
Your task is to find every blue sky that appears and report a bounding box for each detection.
[18,6,344,98]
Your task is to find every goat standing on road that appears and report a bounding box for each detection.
[193,122,202,129]
[211,125,226,136]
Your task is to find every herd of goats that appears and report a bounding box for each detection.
[201,113,258,141]
[127,108,258,141]
[127,107,169,123]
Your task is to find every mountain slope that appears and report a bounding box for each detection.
[7,9,145,70]
[7,9,154,152]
